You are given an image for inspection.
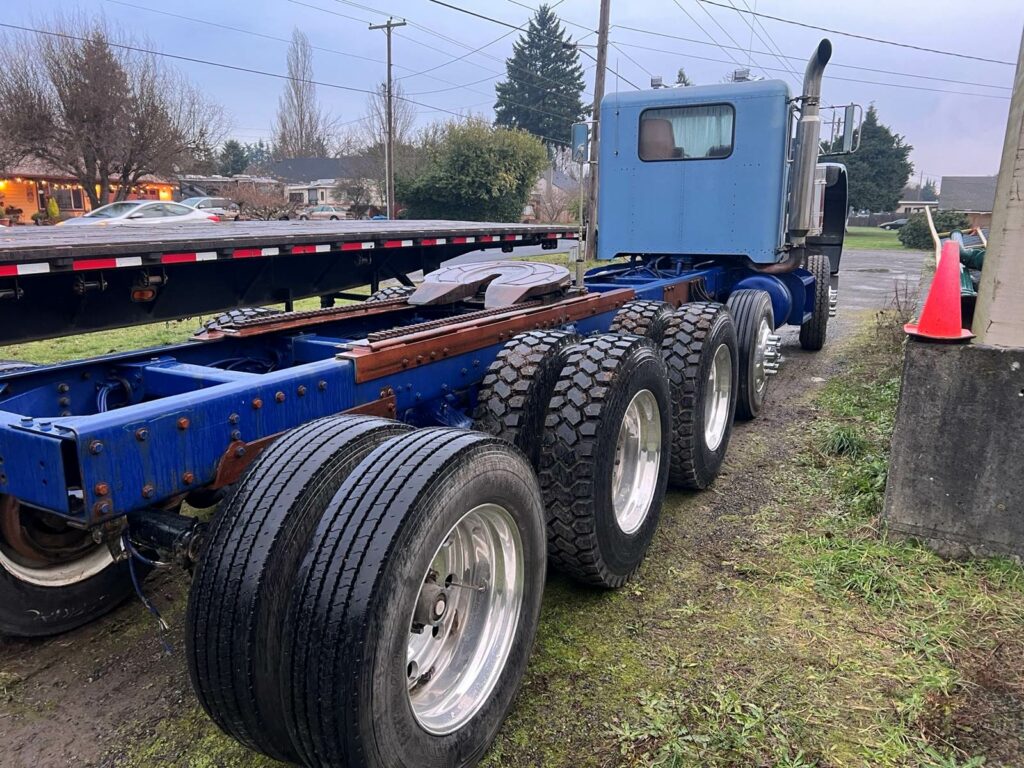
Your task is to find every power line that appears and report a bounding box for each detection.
[611,39,1011,100]
[612,25,1011,91]
[430,0,520,31]
[610,41,654,78]
[688,0,773,79]
[669,0,745,69]
[695,0,1016,66]
[721,0,802,85]
[735,0,802,82]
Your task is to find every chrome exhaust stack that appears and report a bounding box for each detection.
[788,39,832,248]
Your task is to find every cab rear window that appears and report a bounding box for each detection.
[639,104,735,161]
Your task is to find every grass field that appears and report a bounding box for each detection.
[844,226,910,251]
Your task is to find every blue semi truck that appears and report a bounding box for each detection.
[0,41,852,767]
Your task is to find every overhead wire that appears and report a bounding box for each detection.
[695,0,1016,66]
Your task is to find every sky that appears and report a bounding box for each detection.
[5,0,1022,186]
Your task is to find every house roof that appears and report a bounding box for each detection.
[267,156,374,184]
[2,157,173,185]
[938,176,997,213]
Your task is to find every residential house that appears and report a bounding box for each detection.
[524,167,581,225]
[266,157,383,217]
[938,175,997,229]
[0,158,175,223]
[895,199,938,216]
[178,173,285,201]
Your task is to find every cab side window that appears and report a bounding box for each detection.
[639,104,735,161]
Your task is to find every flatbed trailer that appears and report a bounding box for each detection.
[0,220,576,343]
[0,40,857,768]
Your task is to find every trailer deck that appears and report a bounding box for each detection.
[0,220,576,344]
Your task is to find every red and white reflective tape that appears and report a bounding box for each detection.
[340,241,375,251]
[503,234,524,242]
[161,251,218,264]
[0,262,51,277]
[233,247,279,259]
[383,239,414,248]
[563,232,578,238]
[421,237,447,246]
[477,235,496,243]
[451,236,475,244]
[290,244,332,254]
[72,256,143,271]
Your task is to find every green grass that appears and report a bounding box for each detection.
[844,226,913,252]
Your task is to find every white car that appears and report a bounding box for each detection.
[58,201,221,226]
[180,196,241,221]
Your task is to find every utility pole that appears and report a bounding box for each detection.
[370,17,407,219]
[584,0,611,262]
[974,27,1024,347]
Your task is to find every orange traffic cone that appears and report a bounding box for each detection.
[904,241,974,341]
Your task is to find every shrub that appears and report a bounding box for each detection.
[898,210,968,250]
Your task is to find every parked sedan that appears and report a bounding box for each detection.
[58,201,221,226]
[180,196,241,221]
[299,204,345,221]
[878,218,908,230]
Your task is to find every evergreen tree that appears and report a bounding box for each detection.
[494,5,586,150]
[218,139,250,176]
[824,106,912,212]
[921,178,938,202]
[676,67,693,86]
[244,140,273,172]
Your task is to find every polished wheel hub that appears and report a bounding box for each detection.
[763,332,782,377]
[829,288,839,318]
[611,389,662,535]
[406,503,523,736]
[704,344,733,451]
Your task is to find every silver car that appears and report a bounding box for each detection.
[58,201,222,226]
[299,204,345,221]
[180,196,241,221]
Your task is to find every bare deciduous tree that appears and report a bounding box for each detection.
[0,16,227,208]
[534,181,575,224]
[273,29,336,158]
[360,81,419,194]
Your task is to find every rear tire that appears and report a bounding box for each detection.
[608,300,675,344]
[727,290,775,421]
[799,253,830,351]
[284,429,546,767]
[539,334,671,588]
[198,306,282,333]
[365,285,415,303]
[661,303,738,489]
[186,415,411,762]
[0,495,132,637]
[473,330,581,468]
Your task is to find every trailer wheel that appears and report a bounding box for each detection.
[365,285,415,303]
[284,429,545,767]
[198,306,282,333]
[0,495,133,637]
[186,415,411,762]
[661,303,738,489]
[799,253,830,351]
[608,300,675,344]
[727,290,776,421]
[474,330,581,468]
[539,334,671,588]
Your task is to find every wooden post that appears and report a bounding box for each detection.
[974,28,1024,347]
[583,0,611,262]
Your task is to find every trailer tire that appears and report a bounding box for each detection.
[186,415,411,763]
[0,495,133,637]
[661,302,738,489]
[799,253,830,351]
[539,334,671,588]
[284,429,546,768]
[365,285,415,303]
[198,306,282,333]
[608,300,675,344]
[727,289,775,421]
[474,330,581,468]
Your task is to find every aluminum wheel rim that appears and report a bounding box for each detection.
[0,497,114,588]
[704,343,732,451]
[406,503,523,735]
[752,317,772,396]
[611,389,662,535]
[0,545,114,588]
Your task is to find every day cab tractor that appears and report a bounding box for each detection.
[0,40,852,767]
